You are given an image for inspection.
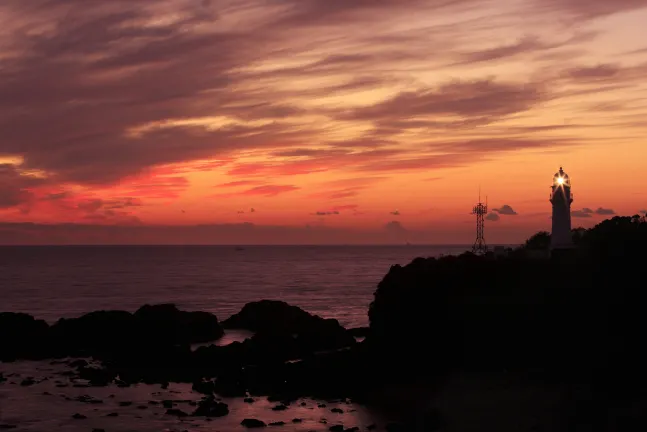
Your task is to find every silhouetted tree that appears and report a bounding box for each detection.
[523,231,550,250]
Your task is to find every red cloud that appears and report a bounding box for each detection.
[240,185,300,196]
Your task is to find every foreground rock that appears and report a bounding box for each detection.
[222,300,355,351]
[0,304,223,362]
[0,313,49,361]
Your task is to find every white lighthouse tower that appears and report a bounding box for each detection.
[550,167,573,250]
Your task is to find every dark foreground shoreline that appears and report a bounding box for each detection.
[3,215,647,431]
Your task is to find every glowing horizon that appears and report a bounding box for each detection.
[0,0,646,244]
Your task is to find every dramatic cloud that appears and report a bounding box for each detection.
[572,208,594,218]
[493,205,518,215]
[595,207,616,215]
[339,79,544,127]
[0,0,644,243]
[0,164,43,209]
[486,212,501,221]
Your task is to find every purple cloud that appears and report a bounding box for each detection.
[572,208,594,218]
[493,205,518,215]
[486,212,500,221]
[595,207,616,215]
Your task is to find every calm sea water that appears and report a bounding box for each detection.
[0,245,469,328]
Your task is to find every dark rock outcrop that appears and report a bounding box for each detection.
[49,304,223,358]
[241,418,266,428]
[0,304,223,362]
[368,216,647,377]
[192,397,229,417]
[0,313,49,361]
[222,300,355,352]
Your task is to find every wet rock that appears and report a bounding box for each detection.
[366,425,377,430]
[271,404,288,411]
[72,413,87,420]
[75,395,103,404]
[166,408,189,417]
[161,381,169,389]
[137,405,147,410]
[162,400,174,409]
[244,397,255,403]
[192,397,229,417]
[344,428,359,432]
[78,366,115,386]
[105,413,119,417]
[45,304,223,360]
[241,418,266,428]
[68,359,88,368]
[222,300,355,353]
[0,426,17,430]
[331,408,343,413]
[118,401,132,407]
[0,373,5,383]
[292,418,303,423]
[92,429,106,432]
[148,401,159,405]
[329,426,344,431]
[318,403,327,408]
[192,379,215,395]
[0,312,49,361]
[300,402,306,406]
[269,422,285,426]
[20,378,35,386]
[133,303,224,346]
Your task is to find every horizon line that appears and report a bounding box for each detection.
[0,243,521,247]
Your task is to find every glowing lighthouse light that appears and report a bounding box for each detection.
[550,167,573,251]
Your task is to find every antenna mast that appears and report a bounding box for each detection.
[472,191,488,255]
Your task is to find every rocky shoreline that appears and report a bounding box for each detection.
[1,300,389,431]
[3,215,647,431]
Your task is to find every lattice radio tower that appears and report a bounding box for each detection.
[472,189,488,255]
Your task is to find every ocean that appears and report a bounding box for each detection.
[0,245,470,327]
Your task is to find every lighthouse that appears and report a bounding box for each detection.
[550,167,573,250]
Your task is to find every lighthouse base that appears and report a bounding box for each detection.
[550,247,575,262]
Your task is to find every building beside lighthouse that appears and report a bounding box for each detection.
[550,167,573,250]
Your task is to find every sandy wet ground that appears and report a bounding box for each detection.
[0,359,388,432]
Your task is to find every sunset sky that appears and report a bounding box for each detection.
[1,0,646,244]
